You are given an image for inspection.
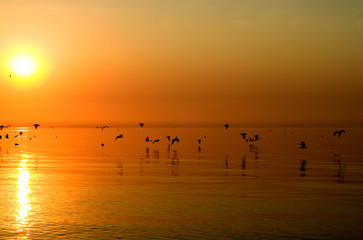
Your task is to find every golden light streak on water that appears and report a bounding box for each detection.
[14,154,32,239]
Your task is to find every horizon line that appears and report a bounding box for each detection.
[2,123,362,129]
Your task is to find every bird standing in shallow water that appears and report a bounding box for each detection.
[33,124,40,129]
[299,141,307,149]
[139,123,144,128]
[334,130,345,138]
[224,124,229,130]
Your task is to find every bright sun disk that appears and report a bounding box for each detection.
[9,54,38,77]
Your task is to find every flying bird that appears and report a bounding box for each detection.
[139,123,144,128]
[334,130,345,138]
[224,124,230,130]
[101,126,109,131]
[172,137,179,145]
[115,134,123,140]
[299,141,307,149]
[240,133,247,139]
[152,139,159,144]
[96,126,109,131]
[33,124,40,129]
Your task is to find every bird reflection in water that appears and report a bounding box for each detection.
[241,155,246,177]
[333,154,345,184]
[145,148,150,163]
[171,150,179,176]
[153,150,159,160]
[117,162,124,176]
[225,155,229,178]
[300,160,306,177]
[14,154,32,239]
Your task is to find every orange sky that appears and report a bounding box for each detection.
[0,0,362,127]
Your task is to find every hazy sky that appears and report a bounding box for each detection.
[0,0,362,127]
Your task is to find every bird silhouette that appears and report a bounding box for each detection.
[96,126,109,131]
[20,131,23,135]
[224,124,229,130]
[166,136,171,142]
[145,136,150,142]
[240,133,247,139]
[299,141,307,149]
[152,139,159,144]
[139,123,144,128]
[5,134,9,139]
[115,134,123,140]
[101,143,104,147]
[197,139,201,144]
[172,137,179,145]
[101,126,109,131]
[33,124,40,129]
[15,143,19,146]
[334,130,345,138]
[254,135,260,141]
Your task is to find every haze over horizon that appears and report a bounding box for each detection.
[1,0,362,127]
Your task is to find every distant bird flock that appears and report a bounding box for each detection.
[0,123,347,154]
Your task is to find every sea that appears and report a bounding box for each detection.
[0,127,362,239]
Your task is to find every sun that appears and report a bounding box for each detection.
[9,54,38,78]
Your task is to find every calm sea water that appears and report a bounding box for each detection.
[0,127,362,239]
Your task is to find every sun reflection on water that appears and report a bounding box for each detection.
[14,154,32,239]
